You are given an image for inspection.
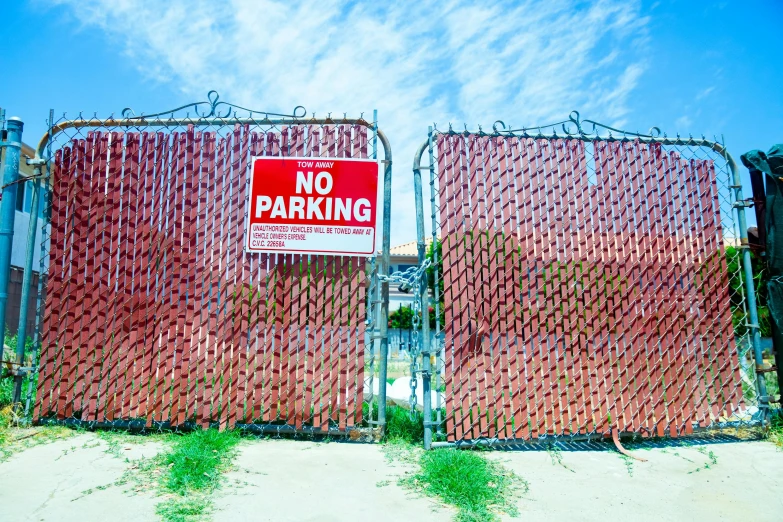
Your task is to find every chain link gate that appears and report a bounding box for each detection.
[410,112,771,449]
[16,92,394,437]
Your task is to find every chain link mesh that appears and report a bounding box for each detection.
[21,93,389,437]
[412,114,771,444]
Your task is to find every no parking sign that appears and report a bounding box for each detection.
[246,156,379,256]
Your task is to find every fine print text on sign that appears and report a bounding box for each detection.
[246,156,379,256]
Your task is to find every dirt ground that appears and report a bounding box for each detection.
[0,431,781,521]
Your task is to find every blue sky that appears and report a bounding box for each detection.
[1,0,781,244]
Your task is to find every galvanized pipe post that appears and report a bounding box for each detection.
[727,151,769,414]
[413,138,432,449]
[25,109,53,416]
[0,117,24,366]
[375,113,393,431]
[427,126,442,434]
[13,163,44,408]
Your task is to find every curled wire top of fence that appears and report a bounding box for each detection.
[433,111,722,149]
[36,92,379,161]
[120,90,306,121]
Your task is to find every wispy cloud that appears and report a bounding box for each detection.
[52,0,649,244]
[675,115,693,129]
[696,86,715,101]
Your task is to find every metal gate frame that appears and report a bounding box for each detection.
[410,112,770,449]
[9,92,395,436]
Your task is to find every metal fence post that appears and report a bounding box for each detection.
[0,116,24,366]
[414,142,432,449]
[25,109,53,416]
[376,115,393,431]
[728,150,769,415]
[427,126,442,434]
[13,165,44,407]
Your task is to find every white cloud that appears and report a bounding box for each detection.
[52,0,649,245]
[696,86,715,101]
[675,115,693,129]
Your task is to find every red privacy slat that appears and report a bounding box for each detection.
[437,133,743,442]
[36,125,368,432]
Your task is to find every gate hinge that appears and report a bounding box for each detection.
[733,199,755,208]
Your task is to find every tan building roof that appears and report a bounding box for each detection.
[389,237,436,257]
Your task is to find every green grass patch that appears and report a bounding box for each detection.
[769,412,783,448]
[0,406,11,447]
[148,429,240,522]
[155,497,210,522]
[401,448,526,522]
[92,429,241,522]
[0,404,72,461]
[162,429,240,493]
[384,405,424,444]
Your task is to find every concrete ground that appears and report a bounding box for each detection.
[0,433,781,521]
[493,439,783,522]
[0,433,162,522]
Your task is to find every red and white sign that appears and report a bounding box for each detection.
[246,156,379,256]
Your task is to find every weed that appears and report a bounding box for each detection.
[689,446,718,474]
[768,411,783,449]
[162,430,240,493]
[79,429,240,522]
[671,451,695,463]
[619,454,634,477]
[0,406,72,462]
[545,442,575,473]
[93,429,169,461]
[380,437,421,467]
[0,333,37,408]
[401,448,526,522]
[376,480,391,487]
[0,406,11,447]
[156,496,210,522]
[151,429,240,522]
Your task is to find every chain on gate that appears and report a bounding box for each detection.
[378,258,431,417]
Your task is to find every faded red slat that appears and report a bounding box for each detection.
[338,258,350,432]
[344,258,359,429]
[312,256,328,429]
[35,147,68,419]
[355,259,367,426]
[174,127,201,426]
[486,138,506,438]
[98,132,128,421]
[115,132,144,420]
[262,255,283,423]
[223,124,249,429]
[278,252,296,425]
[66,138,94,417]
[320,257,336,431]
[92,132,125,421]
[57,139,84,418]
[438,136,459,440]
[111,133,142,419]
[285,255,302,427]
[269,254,287,421]
[182,131,206,424]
